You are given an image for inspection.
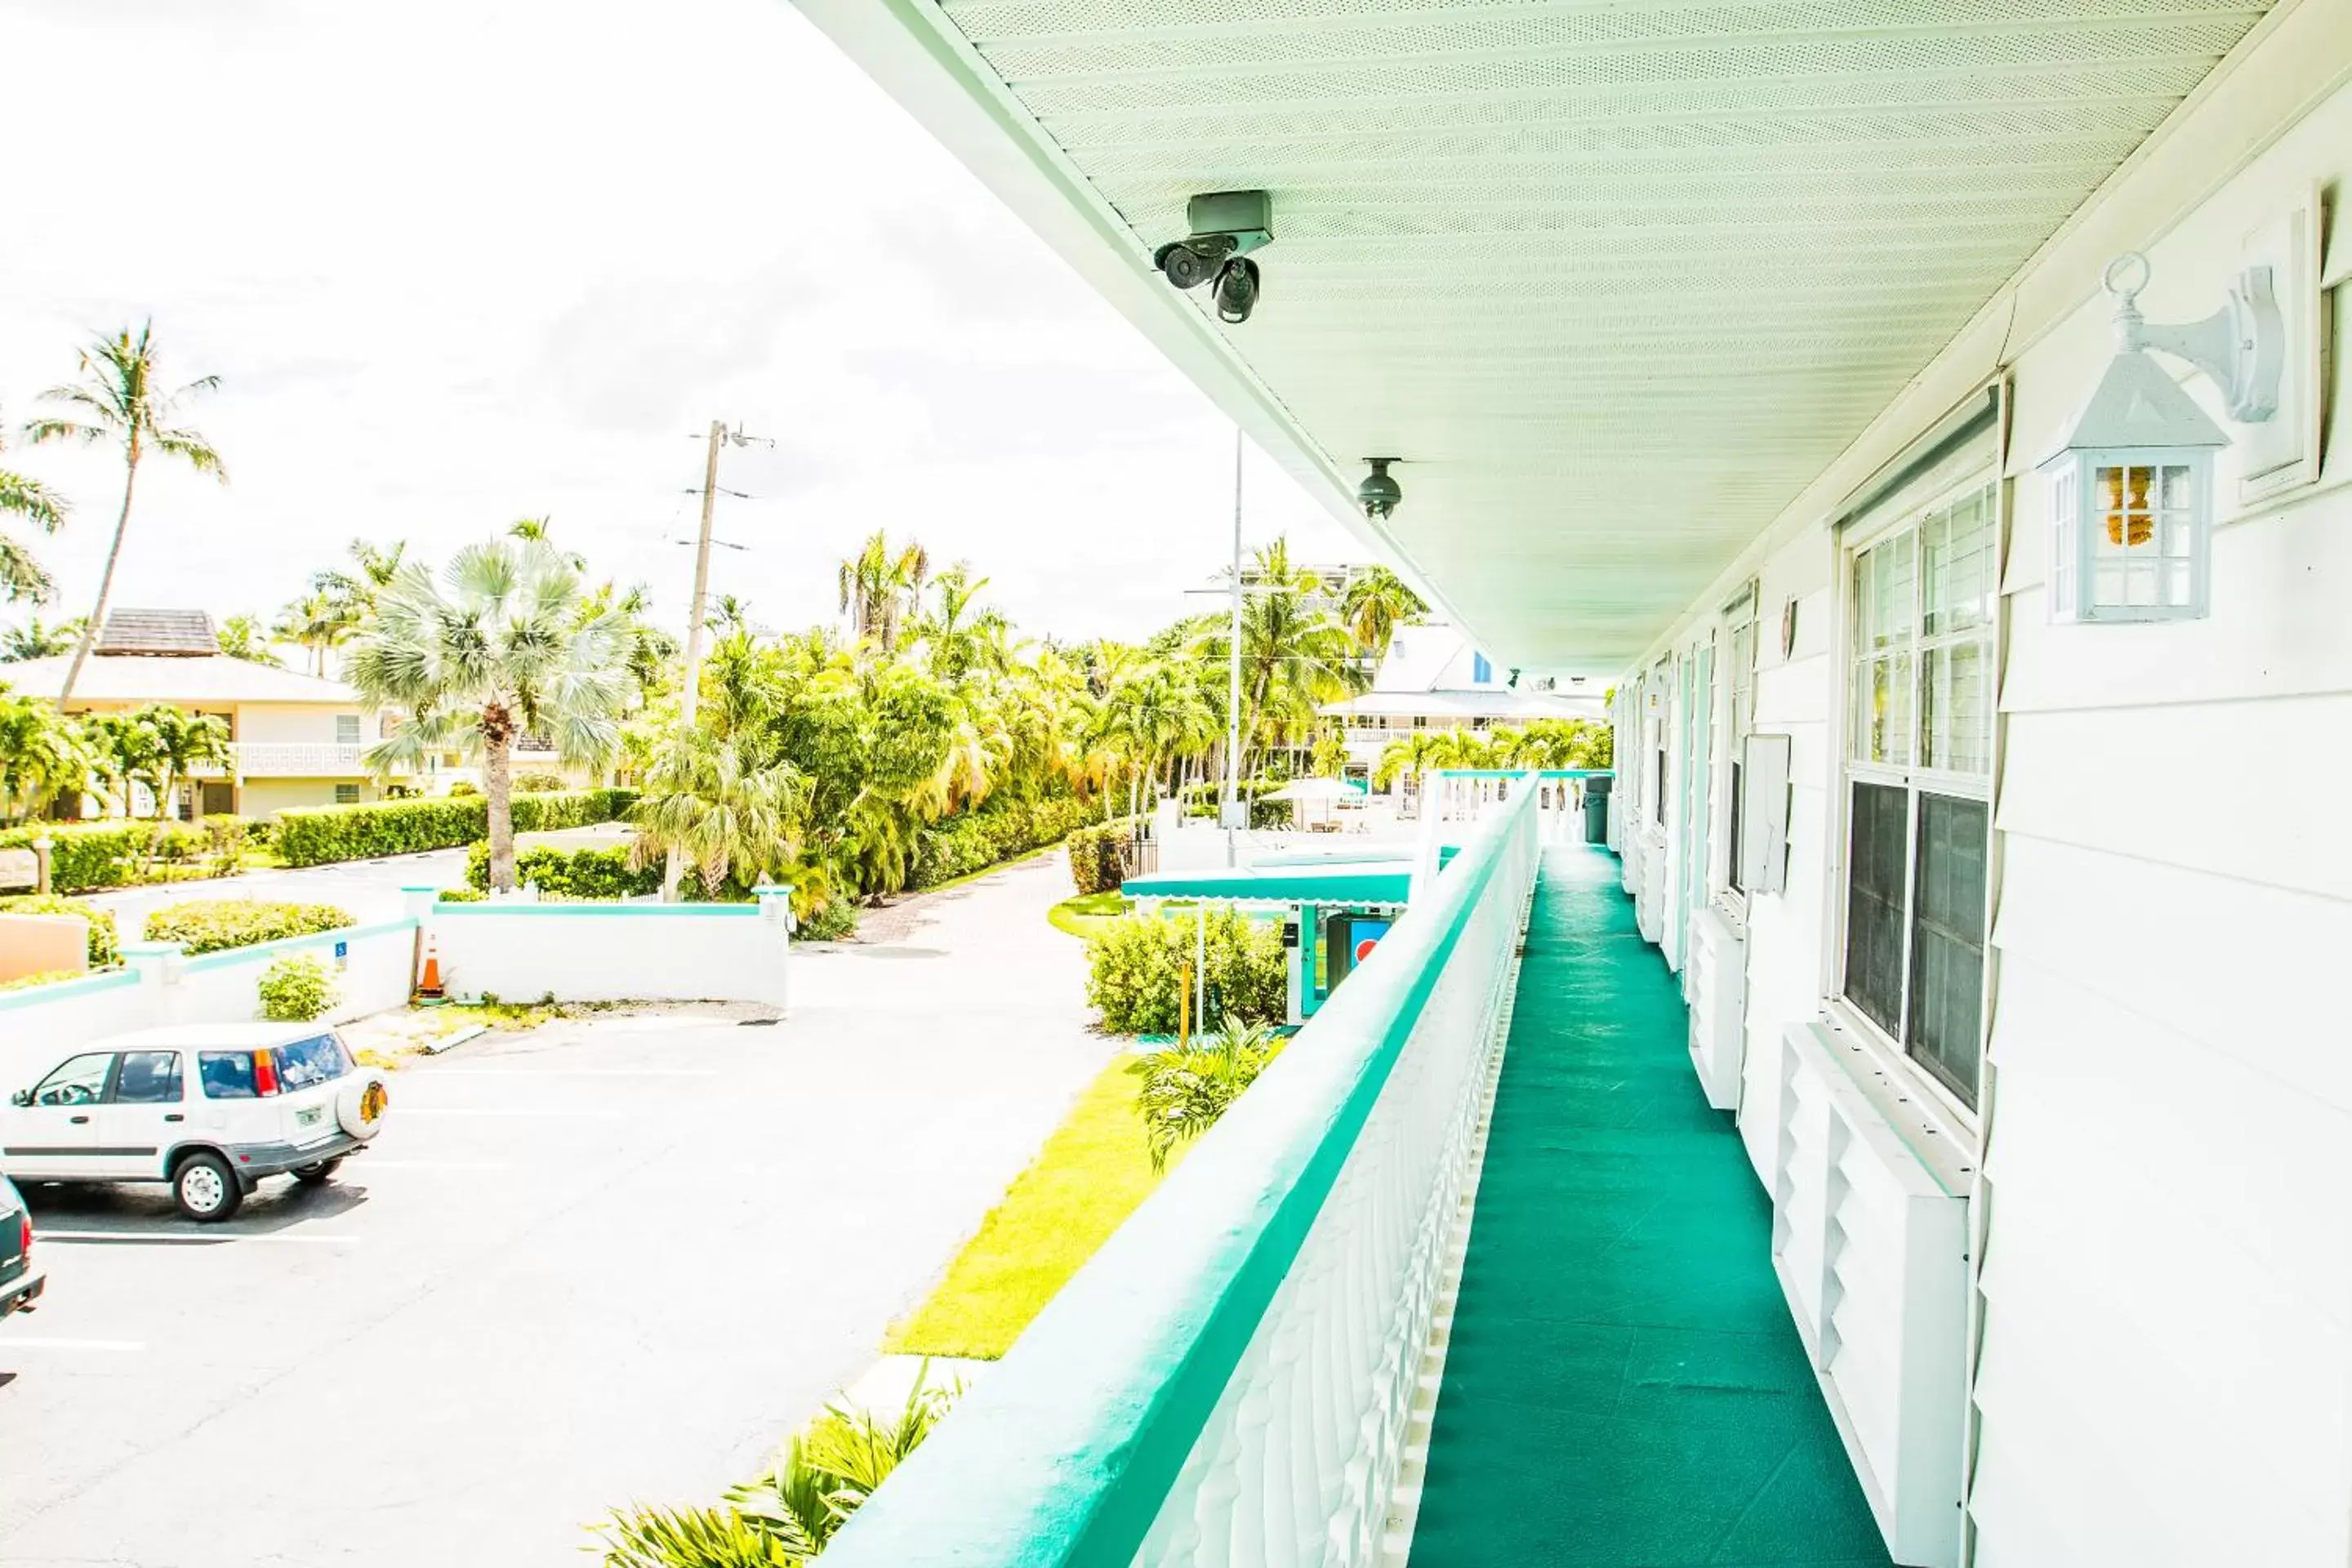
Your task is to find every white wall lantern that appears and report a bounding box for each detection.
[2037,252,2281,625]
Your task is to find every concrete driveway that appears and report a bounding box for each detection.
[0,849,1111,1568]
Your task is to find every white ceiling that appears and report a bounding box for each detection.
[916,0,2274,670]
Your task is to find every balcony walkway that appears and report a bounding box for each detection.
[1411,845,1890,1567]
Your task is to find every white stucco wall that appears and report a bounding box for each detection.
[425,902,791,1009]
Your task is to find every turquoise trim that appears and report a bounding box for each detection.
[430,902,757,917]
[1121,866,1413,905]
[180,919,418,973]
[0,966,138,1011]
[821,789,1537,1566]
[1434,768,1613,779]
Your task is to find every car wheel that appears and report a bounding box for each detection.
[174,1152,243,1223]
[292,1157,345,1186]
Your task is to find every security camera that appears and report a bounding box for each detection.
[1213,256,1261,324]
[1154,190,1272,320]
[1356,458,1402,521]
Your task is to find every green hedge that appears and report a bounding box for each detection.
[0,893,121,966]
[145,899,355,956]
[0,820,217,892]
[274,787,638,867]
[907,791,1095,891]
[1085,906,1286,1035]
[466,842,662,900]
[1066,819,1149,897]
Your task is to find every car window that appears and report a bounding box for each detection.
[30,1053,113,1107]
[275,1034,350,1093]
[197,1052,257,1100]
[114,1051,185,1105]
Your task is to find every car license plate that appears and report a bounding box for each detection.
[296,1107,324,1129]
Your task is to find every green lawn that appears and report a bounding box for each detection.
[883,1054,1179,1360]
[1047,889,1127,940]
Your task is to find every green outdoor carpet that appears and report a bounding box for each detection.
[1411,846,1891,1568]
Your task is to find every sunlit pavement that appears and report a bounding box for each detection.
[0,851,1113,1568]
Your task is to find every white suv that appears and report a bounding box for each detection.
[1,1024,390,1222]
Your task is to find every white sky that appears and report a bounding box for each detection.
[0,0,1361,649]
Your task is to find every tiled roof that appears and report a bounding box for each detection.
[0,654,359,706]
[93,608,217,656]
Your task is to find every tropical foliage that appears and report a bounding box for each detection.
[1132,1017,1287,1171]
[0,412,67,605]
[256,953,338,1022]
[1084,906,1286,1036]
[592,1374,961,1566]
[144,899,353,955]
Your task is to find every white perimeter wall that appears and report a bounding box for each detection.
[0,922,416,1093]
[426,904,791,1009]
[1612,11,2352,1564]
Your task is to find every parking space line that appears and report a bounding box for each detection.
[396,1107,625,1120]
[0,1336,145,1352]
[38,1231,360,1246]
[424,1068,721,1078]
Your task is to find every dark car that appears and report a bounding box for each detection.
[0,1174,42,1320]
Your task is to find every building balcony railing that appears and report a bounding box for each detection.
[818,785,1540,1566]
[186,742,370,779]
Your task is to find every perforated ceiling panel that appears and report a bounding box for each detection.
[933,0,2273,670]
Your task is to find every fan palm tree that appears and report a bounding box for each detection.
[0,688,92,824]
[836,530,929,650]
[347,538,632,891]
[1339,564,1426,666]
[24,323,227,706]
[0,413,69,605]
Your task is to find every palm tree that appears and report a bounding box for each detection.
[630,727,801,896]
[215,614,282,666]
[0,688,92,823]
[706,593,755,635]
[347,538,632,891]
[134,706,231,858]
[1194,539,1367,775]
[1,616,82,662]
[1374,730,1445,795]
[273,590,350,677]
[0,412,69,605]
[24,323,226,706]
[310,537,408,626]
[1339,564,1426,667]
[837,530,929,650]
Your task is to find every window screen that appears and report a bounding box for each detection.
[1909,795,1989,1102]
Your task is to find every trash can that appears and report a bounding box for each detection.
[1581,775,1612,844]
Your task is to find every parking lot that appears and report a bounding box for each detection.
[0,853,1111,1568]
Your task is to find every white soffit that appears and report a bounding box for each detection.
[878,0,2276,671]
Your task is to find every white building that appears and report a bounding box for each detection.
[1321,622,1605,777]
[677,6,2352,1566]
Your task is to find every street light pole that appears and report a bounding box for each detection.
[1224,426,1244,870]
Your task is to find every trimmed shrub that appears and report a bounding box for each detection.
[274,788,637,867]
[1065,823,1127,896]
[448,780,480,796]
[257,953,338,1022]
[512,771,568,793]
[796,902,858,942]
[0,893,120,966]
[0,820,212,892]
[436,886,486,903]
[465,841,662,900]
[907,790,1095,891]
[145,899,354,956]
[1085,906,1285,1035]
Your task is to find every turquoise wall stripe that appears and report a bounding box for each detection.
[180,919,418,973]
[0,966,140,1012]
[820,788,1535,1566]
[430,902,758,918]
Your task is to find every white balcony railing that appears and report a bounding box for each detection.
[819,782,1541,1566]
[188,742,369,779]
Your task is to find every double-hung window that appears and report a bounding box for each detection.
[1722,617,1758,898]
[1842,480,1997,1111]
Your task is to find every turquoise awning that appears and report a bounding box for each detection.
[1122,863,1414,906]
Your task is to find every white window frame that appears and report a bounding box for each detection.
[1712,586,1759,917]
[1828,471,2000,1130]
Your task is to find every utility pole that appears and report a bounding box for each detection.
[666,419,770,900]
[1223,426,1245,870]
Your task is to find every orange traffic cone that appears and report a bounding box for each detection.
[417,934,445,1000]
